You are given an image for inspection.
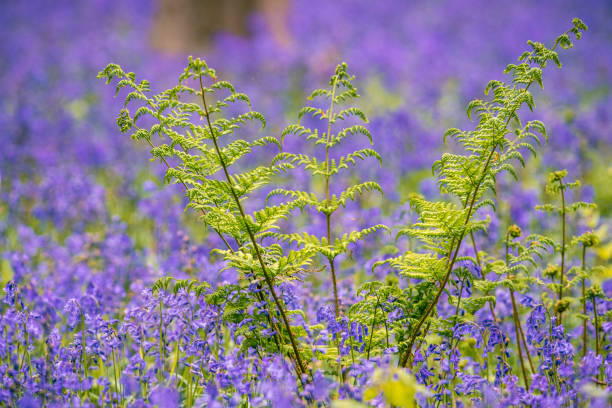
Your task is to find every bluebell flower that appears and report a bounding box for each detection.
[2,282,16,306]
[63,298,81,329]
[580,351,602,377]
[150,385,180,407]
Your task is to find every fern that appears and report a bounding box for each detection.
[536,170,596,313]
[378,19,587,367]
[94,18,590,402]
[271,63,388,318]
[571,231,599,356]
[98,57,309,377]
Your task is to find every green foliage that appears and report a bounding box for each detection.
[95,18,593,401]
[536,169,598,307]
[98,57,310,376]
[536,170,595,216]
[152,277,210,297]
[377,19,587,366]
[271,62,388,316]
[98,58,289,244]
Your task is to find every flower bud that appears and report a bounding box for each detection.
[586,284,604,300]
[549,170,567,183]
[555,299,570,314]
[583,232,599,247]
[543,264,559,279]
[508,224,522,239]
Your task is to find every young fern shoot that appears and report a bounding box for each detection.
[378,19,587,368]
[536,170,596,319]
[270,63,387,318]
[586,284,605,358]
[572,231,599,356]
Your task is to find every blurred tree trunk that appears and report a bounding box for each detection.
[151,0,290,53]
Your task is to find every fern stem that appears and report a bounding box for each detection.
[327,229,340,317]
[199,77,307,378]
[325,74,340,318]
[469,231,482,271]
[581,244,587,357]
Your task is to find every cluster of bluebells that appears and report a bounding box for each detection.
[1,0,612,407]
